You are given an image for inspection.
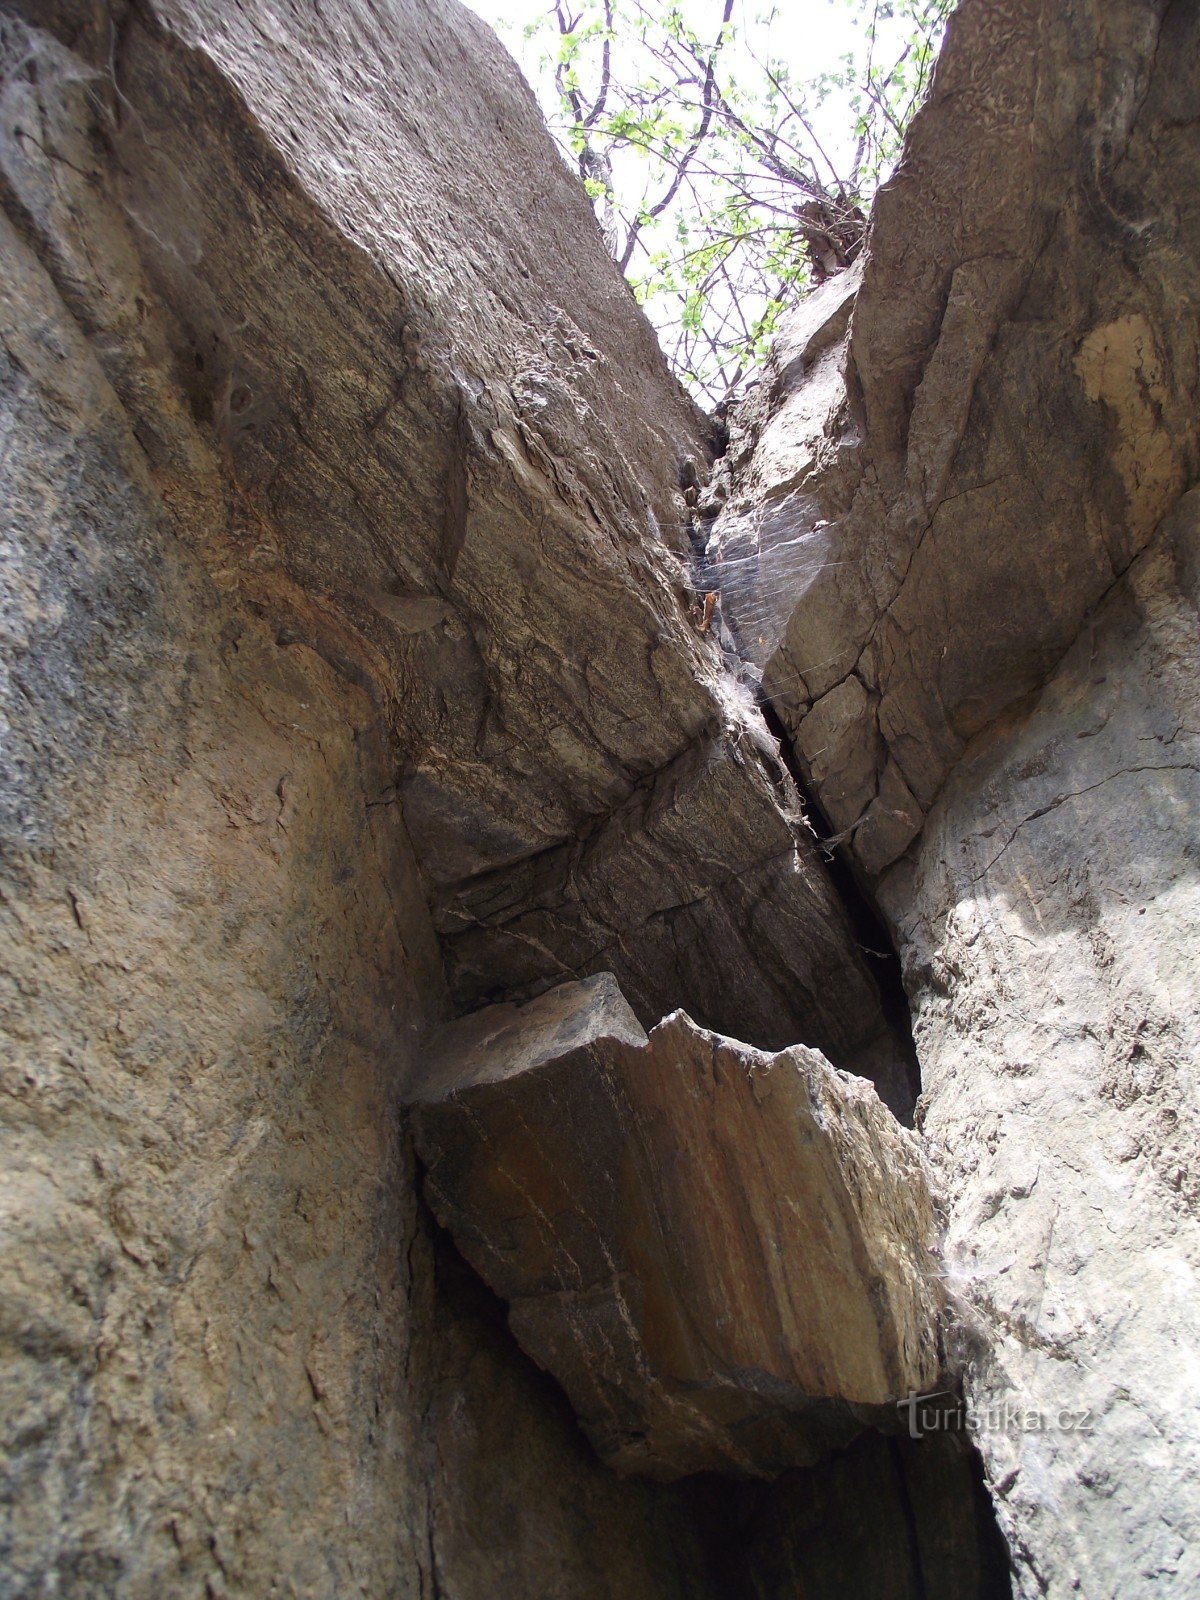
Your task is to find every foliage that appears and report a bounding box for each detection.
[497,0,954,405]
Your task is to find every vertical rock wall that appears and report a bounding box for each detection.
[10,0,1191,1593]
[710,1,1200,1594]
[0,0,784,1593]
[886,497,1200,1597]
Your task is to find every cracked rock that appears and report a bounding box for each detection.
[410,974,942,1480]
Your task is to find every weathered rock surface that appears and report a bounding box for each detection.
[886,505,1200,1598]
[97,0,903,1091]
[712,0,1200,1594]
[437,716,915,1111]
[12,0,1194,1589]
[713,0,1200,879]
[0,0,912,1591]
[412,974,941,1479]
[407,1224,725,1600]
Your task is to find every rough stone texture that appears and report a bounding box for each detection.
[436,714,915,1111]
[98,0,905,1090]
[712,1,1200,1594]
[0,0,914,1591]
[408,1227,723,1600]
[885,505,1200,1598]
[412,976,941,1479]
[22,0,1195,1588]
[711,0,1199,876]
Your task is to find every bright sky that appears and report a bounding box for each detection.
[458,0,931,396]
[464,0,874,71]
[462,0,906,175]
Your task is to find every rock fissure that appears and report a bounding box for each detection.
[964,761,1200,888]
[755,692,923,1119]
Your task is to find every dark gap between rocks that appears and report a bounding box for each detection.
[756,694,923,1123]
[684,436,920,1122]
[416,1153,1013,1598]
[744,696,1013,1595]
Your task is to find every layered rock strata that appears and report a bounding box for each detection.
[411,973,941,1479]
[0,0,907,1589]
[5,0,1193,1592]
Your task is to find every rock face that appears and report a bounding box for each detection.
[712,0,1199,882]
[0,0,904,1113]
[0,0,932,1592]
[889,499,1200,1599]
[710,0,1200,1594]
[411,974,940,1478]
[2,0,1193,1593]
[435,717,915,1114]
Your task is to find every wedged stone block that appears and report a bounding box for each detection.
[410,974,941,1479]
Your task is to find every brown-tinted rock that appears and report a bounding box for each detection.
[0,0,910,1591]
[412,976,941,1479]
[713,0,1199,878]
[25,0,907,1097]
[22,0,1188,1586]
[436,720,916,1115]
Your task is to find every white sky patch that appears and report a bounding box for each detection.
[463,0,917,174]
[460,1,931,396]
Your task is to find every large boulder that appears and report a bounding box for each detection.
[411,974,941,1478]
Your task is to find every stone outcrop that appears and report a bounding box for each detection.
[411,974,940,1478]
[0,0,909,1590]
[2,0,1194,1594]
[710,1,1200,1594]
[711,1,1199,881]
[888,497,1200,1599]
[435,717,914,1114]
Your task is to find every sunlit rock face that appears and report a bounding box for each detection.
[711,1,1200,1593]
[412,974,941,1479]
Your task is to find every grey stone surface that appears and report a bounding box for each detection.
[10,0,1195,1590]
[882,501,1200,1598]
[711,1,1200,1593]
[59,0,907,1095]
[712,0,1199,876]
[0,0,897,1591]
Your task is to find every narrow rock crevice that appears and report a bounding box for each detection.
[756,692,922,1122]
[414,1157,1013,1600]
[6,1,1196,1597]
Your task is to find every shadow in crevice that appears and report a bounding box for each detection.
[685,1426,1012,1600]
[757,694,923,1123]
[424,1211,1012,1600]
